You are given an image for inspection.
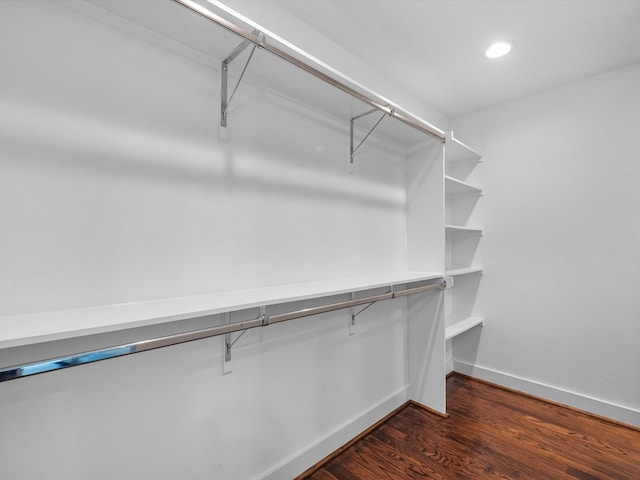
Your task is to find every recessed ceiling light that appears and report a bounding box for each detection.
[485,41,515,59]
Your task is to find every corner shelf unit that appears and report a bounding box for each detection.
[444,132,484,341]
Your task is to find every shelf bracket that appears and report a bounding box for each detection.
[225,329,247,362]
[350,107,390,164]
[222,312,233,374]
[222,306,264,374]
[348,288,391,334]
[259,305,268,326]
[221,31,264,128]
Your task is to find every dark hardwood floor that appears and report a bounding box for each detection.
[299,373,640,479]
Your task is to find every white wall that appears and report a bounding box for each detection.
[452,63,640,425]
[0,2,443,479]
[0,0,410,315]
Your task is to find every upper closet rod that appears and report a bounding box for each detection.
[172,0,446,143]
[0,281,444,383]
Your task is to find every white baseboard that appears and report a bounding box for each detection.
[453,360,640,427]
[261,387,408,480]
[261,362,640,480]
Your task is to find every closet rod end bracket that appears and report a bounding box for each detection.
[259,305,268,326]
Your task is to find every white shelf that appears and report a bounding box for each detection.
[445,132,482,164]
[82,0,443,151]
[0,271,443,350]
[445,267,483,277]
[445,316,484,340]
[445,175,482,195]
[445,224,483,234]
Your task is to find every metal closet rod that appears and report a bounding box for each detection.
[172,0,445,143]
[0,282,443,382]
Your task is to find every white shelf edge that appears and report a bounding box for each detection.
[450,136,481,158]
[445,224,483,234]
[0,271,443,350]
[445,316,484,340]
[445,267,484,277]
[444,132,482,163]
[444,175,482,195]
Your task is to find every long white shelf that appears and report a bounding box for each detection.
[445,175,482,195]
[445,315,484,340]
[445,224,483,234]
[445,267,484,277]
[0,271,443,350]
[79,0,444,149]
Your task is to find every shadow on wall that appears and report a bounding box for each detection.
[0,94,409,212]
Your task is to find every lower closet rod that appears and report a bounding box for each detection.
[0,282,443,382]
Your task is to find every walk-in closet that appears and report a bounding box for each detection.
[1,1,639,479]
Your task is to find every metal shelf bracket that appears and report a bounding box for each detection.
[221,31,264,128]
[225,329,246,362]
[349,288,392,335]
[350,107,391,164]
[222,306,264,374]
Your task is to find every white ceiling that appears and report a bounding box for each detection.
[269,0,640,118]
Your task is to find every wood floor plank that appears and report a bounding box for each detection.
[446,376,640,479]
[441,391,602,478]
[386,410,529,479]
[306,470,338,480]
[299,374,640,480]
[375,420,515,479]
